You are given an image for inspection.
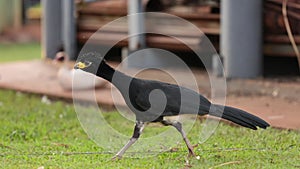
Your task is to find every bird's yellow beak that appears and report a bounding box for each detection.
[74,62,87,69]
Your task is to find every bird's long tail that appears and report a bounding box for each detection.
[208,104,270,130]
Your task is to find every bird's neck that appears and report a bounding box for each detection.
[96,61,115,82]
[96,61,131,88]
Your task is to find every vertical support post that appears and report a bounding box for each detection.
[127,0,145,51]
[62,0,77,60]
[41,0,62,59]
[0,0,9,32]
[13,0,22,29]
[221,0,263,78]
[123,0,146,68]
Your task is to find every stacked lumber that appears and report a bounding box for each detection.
[76,0,220,51]
[76,0,299,57]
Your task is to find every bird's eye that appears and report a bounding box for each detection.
[74,60,92,69]
[83,61,92,67]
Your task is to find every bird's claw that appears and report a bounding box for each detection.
[188,151,196,157]
[187,144,199,158]
[111,155,122,161]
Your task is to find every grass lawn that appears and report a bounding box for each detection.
[0,43,41,63]
[0,90,299,169]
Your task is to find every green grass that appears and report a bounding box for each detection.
[0,89,299,168]
[0,43,41,63]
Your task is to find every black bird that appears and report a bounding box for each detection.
[74,52,270,159]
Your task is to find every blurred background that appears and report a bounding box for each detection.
[0,0,299,76]
[0,1,299,167]
[0,0,299,129]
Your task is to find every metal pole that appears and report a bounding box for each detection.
[13,0,22,29]
[41,0,62,59]
[127,0,145,51]
[123,0,146,68]
[0,0,7,32]
[221,0,263,78]
[62,0,77,60]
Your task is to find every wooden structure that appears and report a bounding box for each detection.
[264,0,300,57]
[76,0,300,58]
[76,0,220,52]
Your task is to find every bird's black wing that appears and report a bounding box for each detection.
[161,84,211,116]
[134,80,211,120]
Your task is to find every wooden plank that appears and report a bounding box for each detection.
[267,0,300,10]
[78,7,127,16]
[77,21,128,33]
[78,22,205,37]
[146,35,200,51]
[166,11,220,20]
[77,31,202,51]
[265,35,300,44]
[264,43,300,57]
[77,18,219,36]
[78,0,127,16]
[265,3,300,20]
[77,32,128,47]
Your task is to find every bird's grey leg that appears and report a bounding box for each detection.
[161,120,196,157]
[112,121,145,159]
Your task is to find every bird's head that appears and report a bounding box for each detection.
[74,52,104,74]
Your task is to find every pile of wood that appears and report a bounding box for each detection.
[76,0,220,51]
[76,0,300,57]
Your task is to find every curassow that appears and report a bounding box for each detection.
[74,52,270,159]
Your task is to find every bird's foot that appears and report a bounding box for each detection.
[188,150,196,157]
[188,151,201,160]
[187,144,200,158]
[111,155,122,161]
[192,143,199,148]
